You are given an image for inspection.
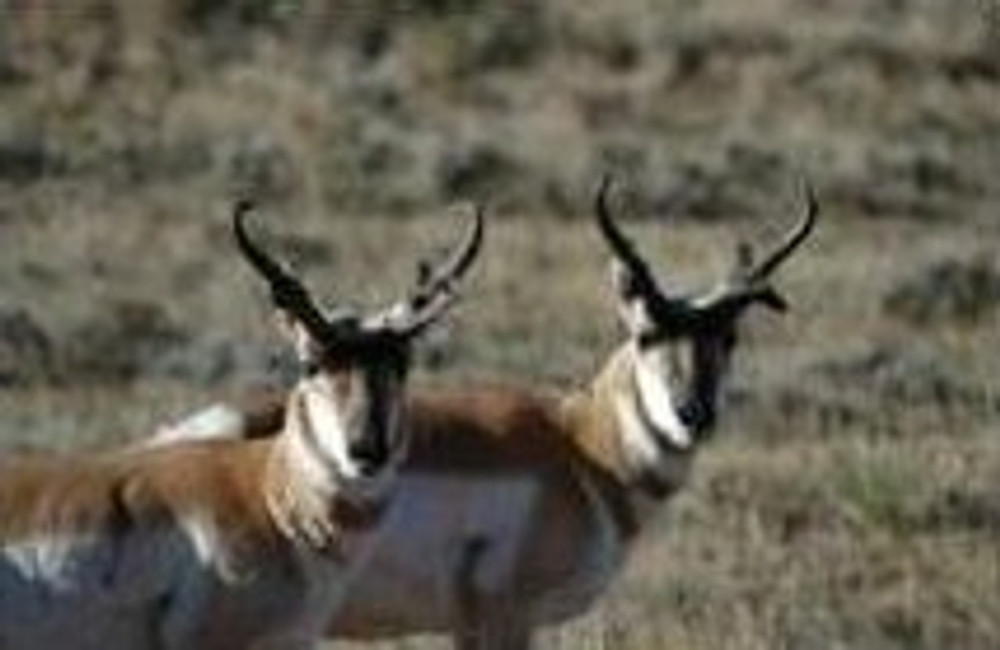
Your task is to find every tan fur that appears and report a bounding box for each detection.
[0,195,483,648]
[0,393,394,649]
[186,345,694,648]
[152,178,813,649]
[0,440,271,549]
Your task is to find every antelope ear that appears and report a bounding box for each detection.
[272,310,314,358]
[272,309,296,338]
[610,260,648,303]
[610,261,657,334]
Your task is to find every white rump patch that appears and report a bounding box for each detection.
[149,404,246,447]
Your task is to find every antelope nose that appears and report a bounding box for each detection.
[349,437,387,475]
[679,399,715,435]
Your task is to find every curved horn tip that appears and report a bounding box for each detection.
[234,197,256,215]
[231,198,258,239]
[469,202,486,243]
[592,175,640,258]
[404,201,486,316]
[597,172,615,200]
[453,202,486,275]
[794,172,819,230]
[594,173,617,220]
[805,190,819,231]
[789,178,819,252]
[439,206,484,286]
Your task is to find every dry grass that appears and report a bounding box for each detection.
[1,1,998,648]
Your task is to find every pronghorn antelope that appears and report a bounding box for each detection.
[0,199,483,650]
[155,179,817,649]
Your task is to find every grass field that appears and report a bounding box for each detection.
[1,1,998,648]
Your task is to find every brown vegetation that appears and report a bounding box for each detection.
[0,1,997,648]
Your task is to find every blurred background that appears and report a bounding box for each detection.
[0,1,998,648]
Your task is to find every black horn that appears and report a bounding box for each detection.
[392,205,486,336]
[703,176,819,315]
[594,175,664,302]
[409,204,485,310]
[232,199,331,338]
[593,174,697,330]
[743,177,818,285]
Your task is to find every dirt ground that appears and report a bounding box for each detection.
[1,1,998,648]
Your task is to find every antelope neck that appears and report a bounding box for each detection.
[571,345,696,501]
[265,393,384,556]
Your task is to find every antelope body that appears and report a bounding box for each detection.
[0,200,483,650]
[157,180,817,649]
[0,435,353,649]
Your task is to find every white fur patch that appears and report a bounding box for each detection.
[632,346,693,449]
[295,386,399,504]
[179,511,242,584]
[149,404,246,447]
[301,385,356,484]
[0,529,184,649]
[614,392,666,471]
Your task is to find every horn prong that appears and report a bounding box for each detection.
[702,174,818,315]
[394,204,485,335]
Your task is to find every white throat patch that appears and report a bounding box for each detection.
[298,386,358,484]
[628,344,693,449]
[296,385,399,503]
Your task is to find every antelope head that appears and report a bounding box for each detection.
[594,176,817,457]
[233,200,484,493]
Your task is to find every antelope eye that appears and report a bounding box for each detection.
[384,340,412,374]
[638,323,685,348]
[302,358,323,377]
[637,330,663,349]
